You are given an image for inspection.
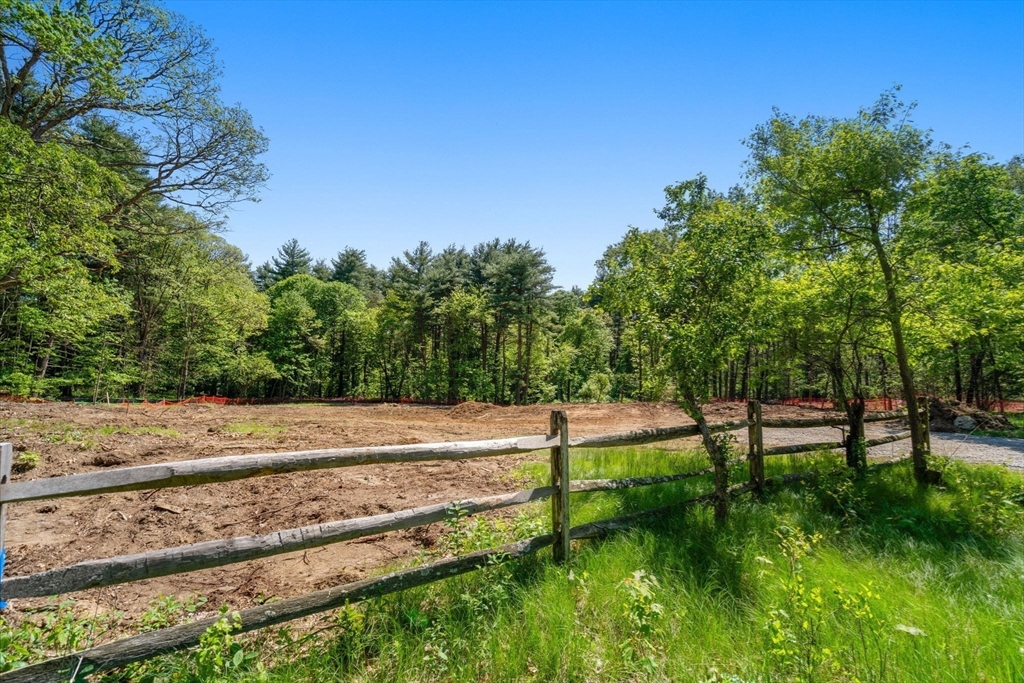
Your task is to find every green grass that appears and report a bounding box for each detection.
[6,447,1024,682]
[221,422,287,436]
[258,451,1024,683]
[0,420,180,450]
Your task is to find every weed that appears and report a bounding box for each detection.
[221,423,286,436]
[0,599,118,674]
[11,450,39,473]
[193,609,265,682]
[136,594,209,632]
[618,569,665,675]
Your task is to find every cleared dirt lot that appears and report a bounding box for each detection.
[0,400,912,615]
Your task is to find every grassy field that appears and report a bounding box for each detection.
[6,446,1024,682]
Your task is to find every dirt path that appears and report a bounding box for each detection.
[2,400,1018,617]
[763,423,1024,467]
[929,432,1024,470]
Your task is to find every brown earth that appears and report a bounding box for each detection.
[0,400,830,617]
[927,396,1014,433]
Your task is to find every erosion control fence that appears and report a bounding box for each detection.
[0,403,923,682]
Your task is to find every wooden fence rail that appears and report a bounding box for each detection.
[2,486,558,600]
[759,409,911,429]
[2,464,852,683]
[0,402,921,682]
[763,430,914,457]
[0,435,558,505]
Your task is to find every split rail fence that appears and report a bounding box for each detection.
[0,403,921,682]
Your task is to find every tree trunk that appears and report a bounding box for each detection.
[967,350,983,407]
[679,389,728,521]
[987,346,1004,412]
[36,335,54,380]
[500,328,507,405]
[740,346,751,400]
[951,340,963,403]
[845,398,866,469]
[637,330,643,401]
[515,321,523,405]
[869,232,933,484]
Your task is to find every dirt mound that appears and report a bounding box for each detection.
[929,397,1013,433]
[448,401,497,419]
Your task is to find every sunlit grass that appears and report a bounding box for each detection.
[221,422,287,436]
[9,446,1023,682]
[245,451,1024,682]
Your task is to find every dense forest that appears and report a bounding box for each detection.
[2,0,1023,416]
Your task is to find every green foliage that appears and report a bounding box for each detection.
[11,449,39,473]
[137,594,208,633]
[103,453,1018,683]
[192,610,265,683]
[618,569,665,673]
[7,451,1024,682]
[0,599,119,674]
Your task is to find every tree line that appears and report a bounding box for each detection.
[2,2,1022,455]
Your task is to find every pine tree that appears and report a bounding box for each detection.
[259,239,313,288]
[331,247,370,288]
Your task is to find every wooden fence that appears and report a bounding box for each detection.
[0,403,919,683]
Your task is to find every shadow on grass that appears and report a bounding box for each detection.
[561,453,1024,602]
[253,451,1024,683]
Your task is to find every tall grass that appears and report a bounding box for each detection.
[8,446,1024,682]
[242,449,1024,682]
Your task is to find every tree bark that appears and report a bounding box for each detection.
[844,398,866,469]
[951,340,963,402]
[869,231,933,484]
[740,346,751,400]
[679,389,728,521]
[967,349,983,407]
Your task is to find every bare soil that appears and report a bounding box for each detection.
[0,400,868,616]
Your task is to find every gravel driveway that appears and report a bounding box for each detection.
[762,422,1024,471]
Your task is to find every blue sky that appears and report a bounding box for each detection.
[168,1,1024,289]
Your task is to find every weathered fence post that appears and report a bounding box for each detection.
[747,401,764,491]
[549,411,570,564]
[0,442,13,609]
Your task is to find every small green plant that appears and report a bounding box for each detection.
[832,581,891,680]
[618,569,665,674]
[811,463,869,521]
[12,450,40,473]
[137,594,209,632]
[0,599,118,673]
[939,458,1024,536]
[221,423,286,437]
[765,526,838,681]
[193,608,265,682]
[326,604,367,672]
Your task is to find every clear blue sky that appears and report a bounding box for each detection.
[168,0,1024,289]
